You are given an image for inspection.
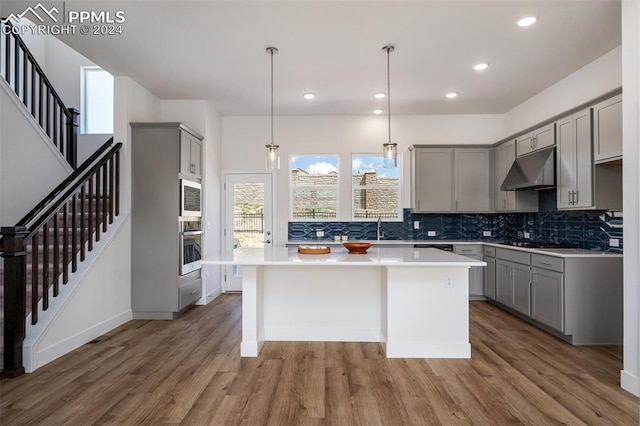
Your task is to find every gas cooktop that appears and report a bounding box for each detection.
[499,241,575,249]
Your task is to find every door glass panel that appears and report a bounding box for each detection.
[233,182,265,249]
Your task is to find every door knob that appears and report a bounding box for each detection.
[262,240,271,244]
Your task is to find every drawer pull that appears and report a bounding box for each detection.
[190,290,199,295]
[540,261,552,265]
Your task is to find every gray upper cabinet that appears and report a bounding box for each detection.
[180,131,203,179]
[454,149,491,212]
[412,148,453,212]
[494,140,538,212]
[516,123,555,157]
[556,107,622,211]
[593,94,622,164]
[556,108,593,209]
[411,147,490,213]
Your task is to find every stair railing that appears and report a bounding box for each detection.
[1,138,122,377]
[0,19,78,168]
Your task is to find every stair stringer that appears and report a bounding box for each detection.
[23,213,132,373]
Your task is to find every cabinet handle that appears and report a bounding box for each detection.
[533,136,537,148]
[190,163,196,174]
[540,261,551,265]
[574,191,578,204]
[456,200,458,210]
[190,290,199,295]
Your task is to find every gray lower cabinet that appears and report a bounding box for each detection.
[531,267,564,332]
[483,246,496,300]
[131,122,204,320]
[495,248,531,314]
[454,245,484,297]
[492,247,622,344]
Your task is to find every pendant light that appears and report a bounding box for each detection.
[265,46,280,169]
[382,45,397,168]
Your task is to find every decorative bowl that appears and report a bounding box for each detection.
[342,241,372,254]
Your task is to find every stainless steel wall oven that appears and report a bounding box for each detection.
[180,217,202,275]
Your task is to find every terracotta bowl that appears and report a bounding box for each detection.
[342,241,372,254]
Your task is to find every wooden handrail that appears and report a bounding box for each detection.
[16,138,114,229]
[1,142,122,377]
[1,20,79,168]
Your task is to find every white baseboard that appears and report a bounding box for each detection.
[264,326,381,342]
[383,341,471,358]
[197,287,222,305]
[24,311,131,372]
[621,370,640,397]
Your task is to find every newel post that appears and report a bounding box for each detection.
[67,107,80,169]
[1,226,28,377]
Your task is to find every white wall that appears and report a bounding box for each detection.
[503,46,622,135]
[221,114,504,246]
[621,0,640,398]
[15,24,111,164]
[0,80,72,226]
[159,100,223,302]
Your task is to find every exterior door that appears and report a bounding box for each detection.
[223,172,274,292]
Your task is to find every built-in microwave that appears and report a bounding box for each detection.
[181,179,202,217]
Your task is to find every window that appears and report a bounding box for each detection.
[290,155,339,220]
[352,154,402,220]
[81,67,114,134]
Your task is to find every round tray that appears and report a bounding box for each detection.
[297,245,331,255]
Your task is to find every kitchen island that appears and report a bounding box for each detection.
[202,246,485,358]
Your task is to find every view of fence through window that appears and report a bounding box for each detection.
[290,155,339,219]
[233,182,265,248]
[352,154,401,220]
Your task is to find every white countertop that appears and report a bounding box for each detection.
[203,247,486,267]
[285,240,622,258]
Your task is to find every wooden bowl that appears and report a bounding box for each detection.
[342,241,372,254]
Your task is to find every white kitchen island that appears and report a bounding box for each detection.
[202,246,485,358]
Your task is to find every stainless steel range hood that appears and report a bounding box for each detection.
[501,146,555,190]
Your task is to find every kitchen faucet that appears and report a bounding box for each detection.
[377,217,383,240]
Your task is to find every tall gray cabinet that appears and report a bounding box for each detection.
[131,122,204,320]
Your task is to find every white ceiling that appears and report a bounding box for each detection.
[50,1,622,116]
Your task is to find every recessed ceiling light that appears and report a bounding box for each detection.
[303,93,316,100]
[446,92,458,99]
[517,16,537,27]
[374,93,386,99]
[373,109,383,115]
[473,63,489,71]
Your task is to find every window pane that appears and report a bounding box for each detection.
[83,68,114,134]
[352,188,400,219]
[352,155,399,183]
[291,155,338,187]
[351,154,401,220]
[292,188,338,219]
[291,154,339,220]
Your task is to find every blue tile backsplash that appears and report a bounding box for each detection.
[288,189,623,253]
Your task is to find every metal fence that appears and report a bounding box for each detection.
[292,210,337,219]
[353,211,399,219]
[234,211,263,232]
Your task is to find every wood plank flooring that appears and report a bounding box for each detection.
[1,295,638,425]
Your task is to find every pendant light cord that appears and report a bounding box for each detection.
[270,48,274,145]
[386,47,391,143]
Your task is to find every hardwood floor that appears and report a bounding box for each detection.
[1,295,638,425]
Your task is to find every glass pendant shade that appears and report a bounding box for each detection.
[266,143,280,170]
[383,142,398,168]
